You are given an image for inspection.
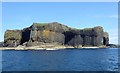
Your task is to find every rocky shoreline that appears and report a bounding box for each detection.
[0,45,107,50]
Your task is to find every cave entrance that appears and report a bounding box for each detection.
[64,31,76,44]
[20,29,31,44]
[103,37,106,45]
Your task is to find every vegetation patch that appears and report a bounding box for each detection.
[43,30,50,39]
[33,23,48,27]
[83,28,92,30]
[4,30,21,40]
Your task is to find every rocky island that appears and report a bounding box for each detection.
[1,22,109,50]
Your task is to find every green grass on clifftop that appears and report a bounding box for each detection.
[4,30,21,40]
[33,23,48,26]
[83,28,92,30]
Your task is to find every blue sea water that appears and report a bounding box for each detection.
[2,48,119,71]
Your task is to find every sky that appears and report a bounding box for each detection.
[1,2,118,44]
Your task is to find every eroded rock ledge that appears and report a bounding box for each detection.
[4,22,109,49]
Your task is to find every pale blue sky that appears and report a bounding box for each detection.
[1,2,118,44]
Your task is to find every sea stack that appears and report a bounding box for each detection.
[4,22,109,48]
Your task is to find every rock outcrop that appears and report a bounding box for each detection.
[106,44,119,48]
[0,42,4,47]
[4,22,109,47]
[4,30,22,47]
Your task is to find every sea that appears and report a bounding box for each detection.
[2,48,119,71]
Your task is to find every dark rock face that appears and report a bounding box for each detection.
[4,22,109,47]
[93,26,104,46]
[30,30,65,44]
[103,32,109,45]
[106,44,118,48]
[64,30,76,44]
[29,22,68,45]
[21,27,31,44]
[64,26,105,46]
[67,35,83,48]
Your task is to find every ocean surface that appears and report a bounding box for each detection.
[2,48,119,71]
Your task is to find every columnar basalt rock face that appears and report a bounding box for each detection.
[4,22,109,47]
[93,26,104,46]
[67,35,83,48]
[29,22,69,45]
[64,26,105,46]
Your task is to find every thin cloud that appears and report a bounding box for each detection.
[107,29,118,44]
[0,24,2,32]
[21,16,31,22]
[109,37,118,44]
[89,14,118,18]
[108,29,118,33]
[0,24,3,42]
[108,15,118,18]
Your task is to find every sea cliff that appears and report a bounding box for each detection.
[3,22,109,50]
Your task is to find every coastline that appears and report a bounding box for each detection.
[0,46,107,50]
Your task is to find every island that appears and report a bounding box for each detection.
[1,22,109,50]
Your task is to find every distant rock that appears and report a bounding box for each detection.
[106,44,119,48]
[4,22,109,48]
[0,42,4,47]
